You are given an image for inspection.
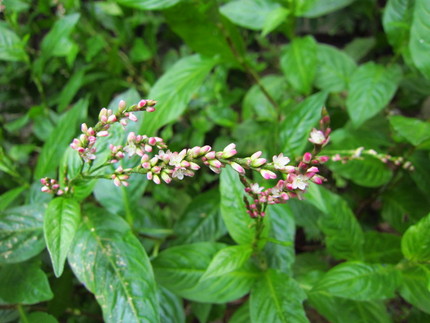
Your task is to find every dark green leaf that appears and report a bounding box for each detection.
[115,0,180,10]
[399,264,430,314]
[302,0,355,18]
[44,197,81,277]
[68,207,160,322]
[27,312,58,323]
[389,115,430,146]
[362,232,402,264]
[0,186,27,211]
[402,213,430,261]
[0,24,28,62]
[230,301,251,323]
[57,69,86,112]
[383,0,414,52]
[159,286,185,323]
[410,0,430,79]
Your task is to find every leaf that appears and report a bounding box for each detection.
[68,207,160,323]
[306,184,364,260]
[383,0,414,52]
[389,115,430,146]
[262,7,290,36]
[0,259,53,304]
[201,245,253,280]
[302,0,355,18]
[314,44,357,92]
[399,264,430,314]
[114,0,180,10]
[0,204,45,263]
[280,36,317,94]
[0,185,27,211]
[280,91,327,158]
[27,312,58,323]
[220,167,254,245]
[159,286,185,323]
[230,301,251,323]
[346,62,402,128]
[312,261,400,301]
[410,0,430,79]
[401,213,430,261]
[220,0,281,30]
[250,270,308,323]
[362,232,402,264]
[44,197,81,277]
[34,97,88,179]
[57,68,86,112]
[138,55,216,136]
[0,24,28,62]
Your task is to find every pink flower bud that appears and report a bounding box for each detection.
[146,107,156,113]
[138,100,147,108]
[161,172,172,184]
[230,162,245,174]
[303,152,312,164]
[251,151,262,159]
[209,159,222,168]
[97,131,109,137]
[222,143,237,158]
[251,158,267,168]
[148,137,157,145]
[128,112,138,122]
[147,172,153,181]
[201,145,211,154]
[127,132,136,142]
[108,115,117,123]
[118,100,126,110]
[189,162,200,170]
[41,186,50,192]
[307,166,319,173]
[153,175,161,185]
[205,151,216,159]
[81,123,88,133]
[260,169,277,180]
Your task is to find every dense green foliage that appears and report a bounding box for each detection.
[1,0,430,322]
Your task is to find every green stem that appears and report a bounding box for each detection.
[17,305,29,323]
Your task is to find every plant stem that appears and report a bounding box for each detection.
[17,304,29,323]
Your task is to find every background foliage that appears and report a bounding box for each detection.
[1,0,430,322]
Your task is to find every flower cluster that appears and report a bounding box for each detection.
[40,178,65,195]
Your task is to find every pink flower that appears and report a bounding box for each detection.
[260,169,277,179]
[230,162,245,174]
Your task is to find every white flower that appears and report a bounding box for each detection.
[169,149,187,167]
[172,167,186,180]
[250,183,264,194]
[309,128,326,145]
[272,153,290,169]
[292,174,309,190]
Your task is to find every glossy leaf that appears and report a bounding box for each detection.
[68,207,160,322]
[0,260,53,304]
[399,264,430,314]
[115,0,180,10]
[0,204,45,263]
[383,0,414,52]
[250,270,308,323]
[159,287,185,323]
[220,167,254,245]
[410,0,430,79]
[302,0,355,18]
[44,197,81,277]
[280,36,317,95]
[280,91,327,158]
[402,213,430,261]
[312,261,400,301]
[0,24,28,62]
[389,115,430,146]
[346,62,402,128]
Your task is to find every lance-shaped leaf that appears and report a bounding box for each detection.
[401,213,430,261]
[383,0,414,52]
[44,197,81,277]
[410,0,430,79]
[312,261,400,301]
[0,24,28,62]
[250,270,308,323]
[302,0,355,18]
[159,286,185,323]
[68,207,160,323]
[0,204,45,264]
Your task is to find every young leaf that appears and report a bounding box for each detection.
[410,0,430,79]
[312,261,400,301]
[0,24,28,62]
[44,197,81,277]
[250,270,308,323]
[0,260,53,304]
[201,244,253,280]
[383,0,414,52]
[399,264,430,314]
[389,115,430,146]
[346,62,402,128]
[68,207,160,323]
[114,0,180,10]
[0,204,45,263]
[281,36,317,95]
[401,213,430,261]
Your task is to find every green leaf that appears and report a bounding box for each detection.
[306,184,364,260]
[68,207,160,323]
[346,62,402,127]
[159,287,185,323]
[312,261,400,301]
[220,167,254,245]
[0,24,28,62]
[389,115,430,146]
[0,204,45,263]
[138,55,216,136]
[302,0,355,18]
[262,7,290,36]
[0,185,27,211]
[250,270,308,323]
[383,0,414,52]
[280,91,327,158]
[201,245,253,280]
[402,213,430,261]
[220,0,281,30]
[0,259,53,304]
[115,0,180,10]
[230,301,251,323]
[44,197,80,277]
[314,44,357,92]
[410,0,430,79]
[27,312,58,323]
[57,68,86,112]
[280,36,317,94]
[34,98,88,179]
[399,264,430,314]
[362,232,402,264]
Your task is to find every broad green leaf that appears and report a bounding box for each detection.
[250,270,308,323]
[383,0,414,52]
[0,204,45,263]
[280,91,327,158]
[159,287,185,323]
[281,36,317,95]
[362,232,402,264]
[44,197,81,277]
[34,98,88,179]
[201,245,253,280]
[399,264,430,314]
[115,0,180,10]
[346,62,402,128]
[308,291,391,323]
[220,0,281,30]
[328,156,392,187]
[410,151,430,195]
[410,0,430,79]
[230,301,251,323]
[306,184,364,260]
[191,302,211,323]
[262,7,290,36]
[0,24,28,62]
[0,260,53,304]
[0,185,27,211]
[344,37,376,62]
[302,0,355,18]
[288,199,323,240]
[220,167,254,245]
[389,115,430,146]
[314,44,357,92]
[312,261,400,301]
[402,213,430,261]
[68,207,160,323]
[27,312,58,323]
[138,55,216,136]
